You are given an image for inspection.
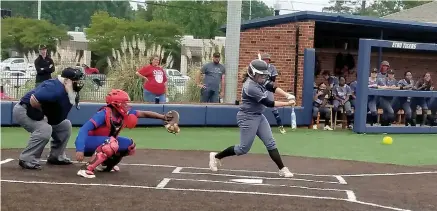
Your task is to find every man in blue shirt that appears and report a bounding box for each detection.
[12,68,84,170]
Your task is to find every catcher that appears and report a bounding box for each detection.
[75,89,179,178]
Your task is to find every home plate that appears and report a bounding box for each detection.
[230,179,263,184]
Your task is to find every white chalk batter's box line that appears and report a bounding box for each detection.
[171,166,346,184]
[0,178,410,211]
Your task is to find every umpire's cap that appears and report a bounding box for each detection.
[61,67,84,81]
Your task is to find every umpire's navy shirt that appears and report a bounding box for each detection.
[21,79,72,125]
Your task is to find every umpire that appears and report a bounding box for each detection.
[13,67,84,170]
[34,45,55,87]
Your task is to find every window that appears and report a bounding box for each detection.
[12,59,24,64]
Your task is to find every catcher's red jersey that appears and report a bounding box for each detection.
[88,106,138,137]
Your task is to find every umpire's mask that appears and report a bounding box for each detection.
[247,59,270,85]
[61,67,85,92]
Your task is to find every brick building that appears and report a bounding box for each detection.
[222,11,437,105]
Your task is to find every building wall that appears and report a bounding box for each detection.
[238,21,315,105]
[315,50,437,85]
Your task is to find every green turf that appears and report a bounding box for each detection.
[1,127,436,166]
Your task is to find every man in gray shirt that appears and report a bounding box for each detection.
[197,52,226,103]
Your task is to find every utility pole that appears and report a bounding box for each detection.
[249,0,252,20]
[38,0,41,20]
[361,1,366,14]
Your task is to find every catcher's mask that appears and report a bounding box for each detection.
[247,59,270,85]
[106,89,131,119]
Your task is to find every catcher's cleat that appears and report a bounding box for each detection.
[279,167,294,177]
[209,152,221,172]
[77,169,96,178]
[96,164,120,172]
[278,126,286,134]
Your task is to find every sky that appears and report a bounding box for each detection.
[129,0,330,14]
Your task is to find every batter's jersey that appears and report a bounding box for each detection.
[240,78,268,115]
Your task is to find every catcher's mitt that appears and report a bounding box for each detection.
[164,110,180,134]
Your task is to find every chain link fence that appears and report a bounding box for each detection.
[0,73,190,103]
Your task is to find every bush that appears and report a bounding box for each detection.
[182,68,201,102]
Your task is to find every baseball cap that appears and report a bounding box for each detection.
[261,53,271,60]
[213,52,220,57]
[381,61,390,66]
[387,69,395,74]
[371,68,378,73]
[39,45,47,50]
[61,67,84,81]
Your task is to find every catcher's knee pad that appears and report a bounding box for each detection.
[127,139,136,156]
[87,137,119,171]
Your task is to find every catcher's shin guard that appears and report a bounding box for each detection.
[98,140,135,172]
[86,137,119,172]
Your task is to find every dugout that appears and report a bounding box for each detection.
[221,11,437,105]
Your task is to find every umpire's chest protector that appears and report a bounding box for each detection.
[88,107,125,137]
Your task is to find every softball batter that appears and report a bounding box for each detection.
[261,53,286,134]
[209,59,295,177]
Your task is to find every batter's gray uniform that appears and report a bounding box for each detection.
[266,64,282,125]
[234,79,277,155]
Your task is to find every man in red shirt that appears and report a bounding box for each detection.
[135,55,167,103]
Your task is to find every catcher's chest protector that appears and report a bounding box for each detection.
[88,107,125,137]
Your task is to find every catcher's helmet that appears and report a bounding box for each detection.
[247,59,270,84]
[106,89,131,118]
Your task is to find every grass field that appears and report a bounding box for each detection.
[1,126,436,166]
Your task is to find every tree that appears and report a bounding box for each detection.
[323,0,434,17]
[322,0,358,14]
[359,0,432,17]
[85,11,183,71]
[241,0,274,21]
[149,0,273,39]
[1,17,69,55]
[1,1,134,30]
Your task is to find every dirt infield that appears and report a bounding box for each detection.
[1,149,437,211]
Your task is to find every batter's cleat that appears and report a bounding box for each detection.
[278,126,286,134]
[209,152,221,172]
[77,169,96,178]
[279,167,294,177]
[323,125,333,131]
[96,165,120,172]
